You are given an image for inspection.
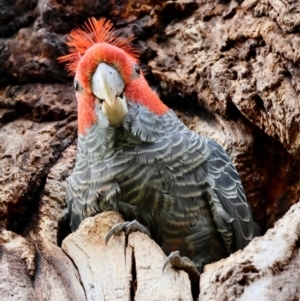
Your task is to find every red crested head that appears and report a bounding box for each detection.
[58,18,168,135]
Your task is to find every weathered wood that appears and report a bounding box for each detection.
[0,230,37,301]
[33,243,86,301]
[128,232,193,301]
[62,212,132,301]
[200,202,300,301]
[34,145,86,301]
[62,211,193,301]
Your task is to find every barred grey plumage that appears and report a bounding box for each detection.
[67,101,259,272]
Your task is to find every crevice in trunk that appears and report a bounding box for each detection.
[130,247,137,301]
[61,247,88,301]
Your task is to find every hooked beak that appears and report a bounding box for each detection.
[92,62,128,127]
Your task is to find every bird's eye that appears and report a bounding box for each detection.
[74,80,79,92]
[134,64,140,75]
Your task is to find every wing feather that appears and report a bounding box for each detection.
[206,138,257,251]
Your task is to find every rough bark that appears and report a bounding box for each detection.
[0,230,36,301]
[200,202,300,301]
[0,0,300,300]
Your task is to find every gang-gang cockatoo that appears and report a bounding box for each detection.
[59,17,259,275]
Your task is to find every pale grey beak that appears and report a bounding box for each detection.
[91,62,128,127]
[92,62,125,109]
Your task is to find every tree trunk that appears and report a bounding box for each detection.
[0,0,299,300]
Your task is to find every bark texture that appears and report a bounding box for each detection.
[200,202,300,301]
[0,0,300,300]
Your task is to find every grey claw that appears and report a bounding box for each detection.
[162,250,180,272]
[162,250,200,282]
[105,221,130,245]
[105,220,150,245]
[162,257,169,272]
[125,220,151,237]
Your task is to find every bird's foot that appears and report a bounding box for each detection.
[163,251,200,282]
[105,219,150,244]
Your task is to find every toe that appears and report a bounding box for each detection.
[125,220,151,237]
[163,251,200,281]
[105,220,150,245]
[105,221,130,244]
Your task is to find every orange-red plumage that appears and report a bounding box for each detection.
[76,43,137,90]
[77,93,97,134]
[58,18,138,75]
[59,17,169,135]
[125,78,168,116]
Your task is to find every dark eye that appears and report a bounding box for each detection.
[134,64,140,75]
[74,80,79,92]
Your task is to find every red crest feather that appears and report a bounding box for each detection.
[58,17,138,75]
